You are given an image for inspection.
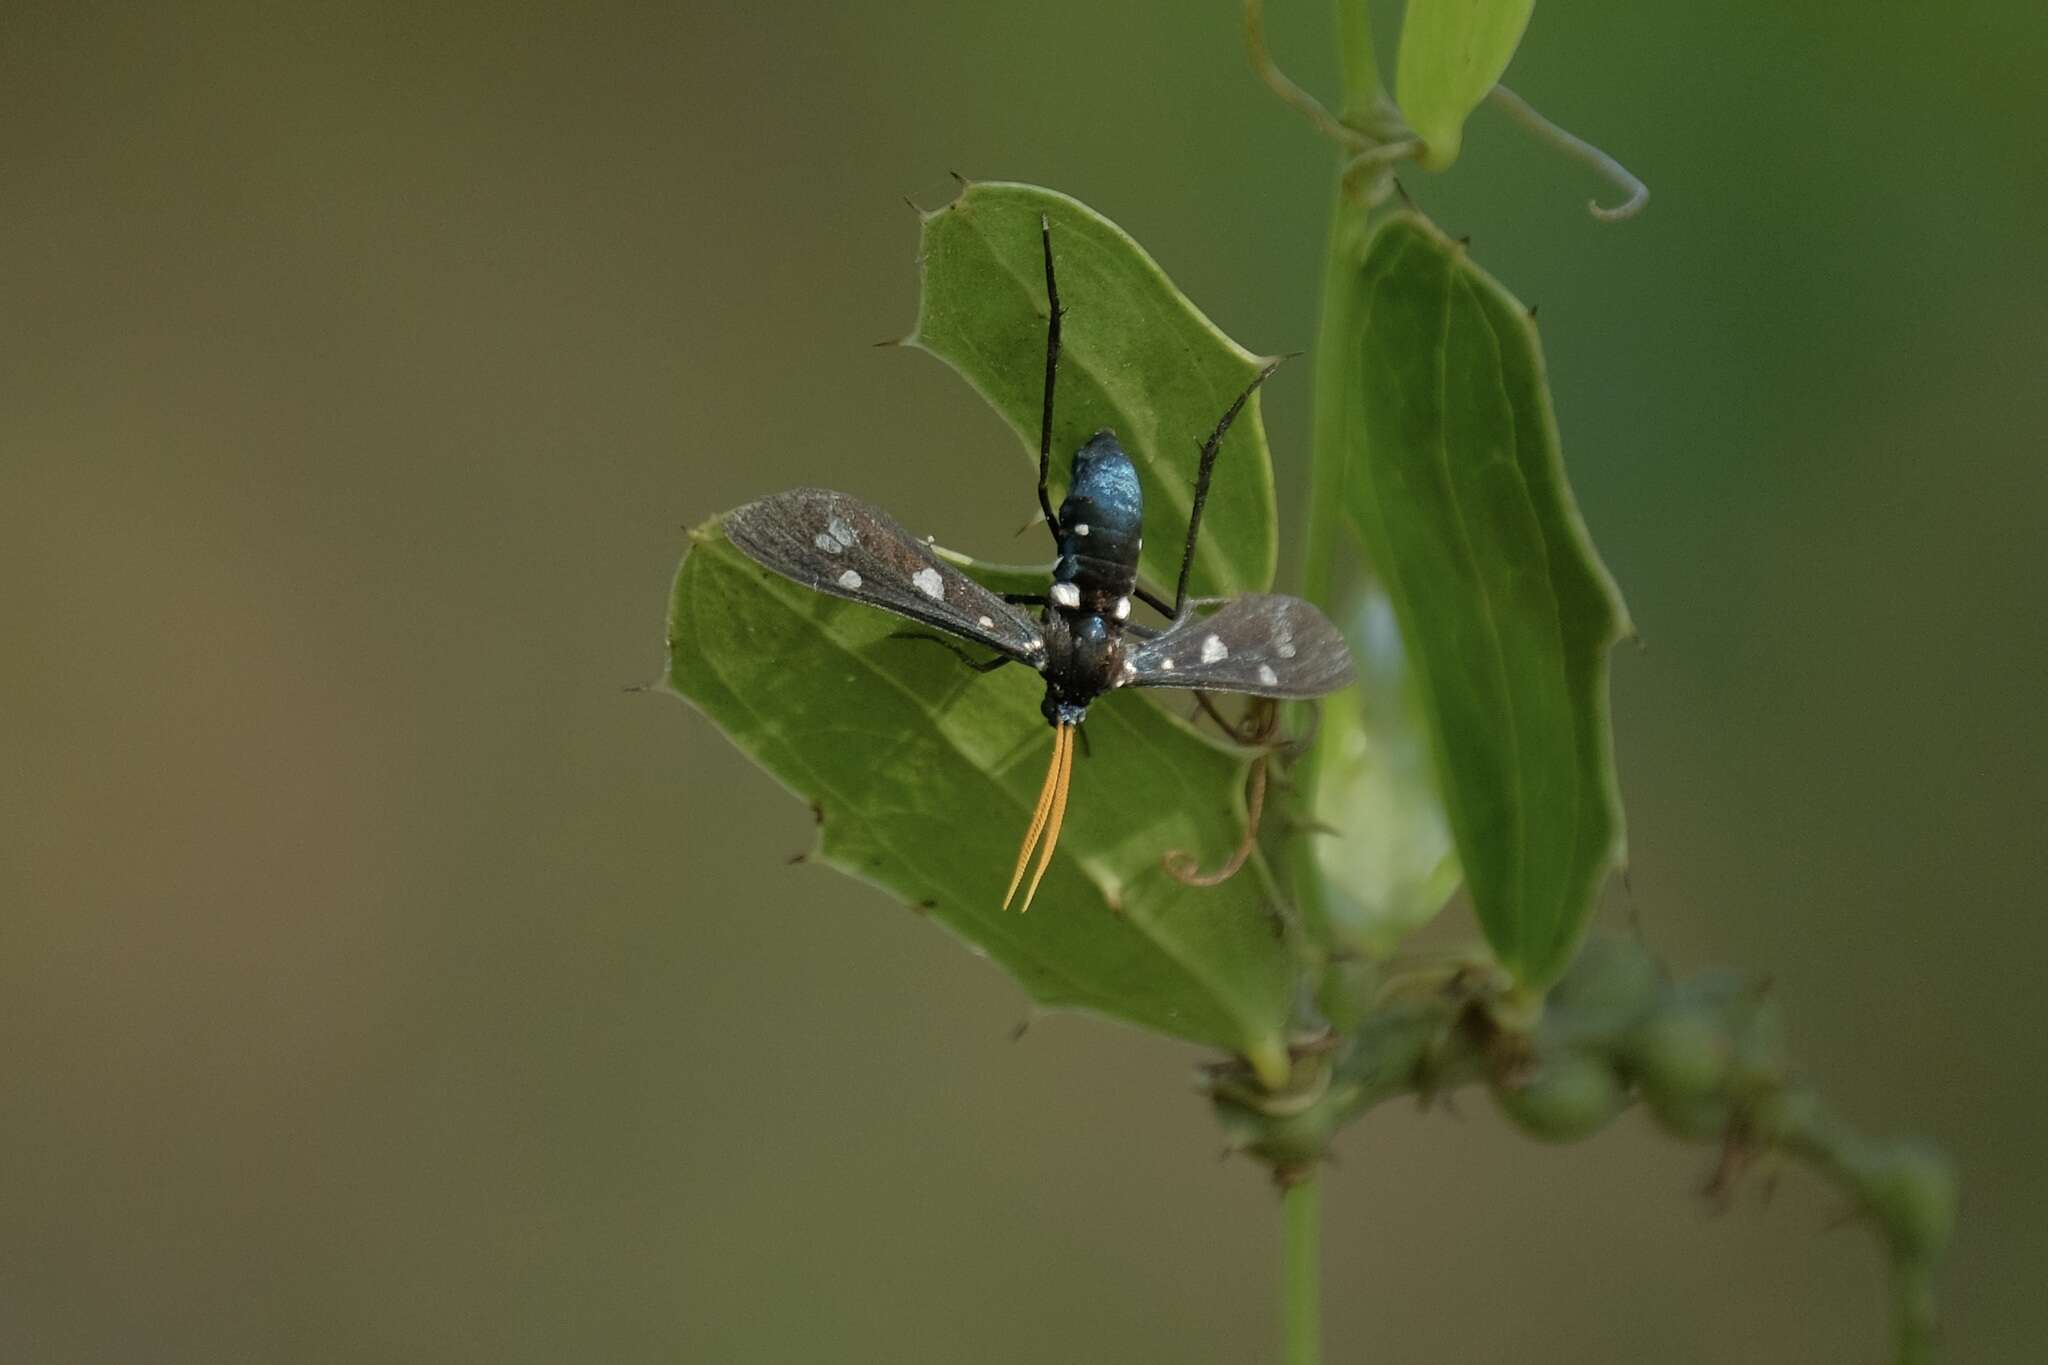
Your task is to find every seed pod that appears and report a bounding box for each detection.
[1490,1048,1627,1142]
[1547,935,1661,1040]
[1629,1002,1732,1105]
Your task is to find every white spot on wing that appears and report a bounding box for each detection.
[815,515,856,552]
[1275,623,1297,659]
[1118,660,1135,685]
[1257,664,1279,686]
[1050,582,1081,609]
[1073,523,1090,537]
[977,614,994,630]
[1113,596,1130,620]
[837,570,862,590]
[911,567,944,601]
[1159,657,1175,672]
[1200,635,1228,664]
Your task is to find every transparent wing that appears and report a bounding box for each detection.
[724,488,1046,662]
[1123,594,1353,697]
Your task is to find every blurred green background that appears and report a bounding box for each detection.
[4,3,2043,1361]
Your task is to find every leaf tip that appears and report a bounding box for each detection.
[1246,1036,1290,1091]
[1414,131,1461,174]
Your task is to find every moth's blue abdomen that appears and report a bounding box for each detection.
[1052,429,1142,613]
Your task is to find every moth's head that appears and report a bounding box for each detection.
[1039,615,1112,727]
[1040,694,1090,728]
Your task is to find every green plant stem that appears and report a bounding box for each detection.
[1299,181,1368,610]
[1285,179,1369,944]
[1333,0,1383,122]
[1283,1174,1323,1365]
[1286,0,1387,945]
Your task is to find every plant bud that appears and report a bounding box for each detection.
[1629,1002,1731,1104]
[1490,1048,1626,1142]
[1547,935,1661,1037]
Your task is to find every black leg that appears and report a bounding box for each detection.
[1035,215,1065,547]
[887,631,1014,673]
[1133,585,1174,617]
[1171,359,1285,618]
[1002,592,1049,607]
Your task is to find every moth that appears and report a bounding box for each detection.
[725,218,1354,911]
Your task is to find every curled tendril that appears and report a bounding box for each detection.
[1488,84,1651,222]
[1164,757,1269,887]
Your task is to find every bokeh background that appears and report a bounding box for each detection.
[5,3,2043,1361]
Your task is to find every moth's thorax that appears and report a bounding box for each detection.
[1038,610,1124,726]
[1053,430,1142,616]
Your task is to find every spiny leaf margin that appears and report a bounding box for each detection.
[664,523,1297,1077]
[908,180,1279,601]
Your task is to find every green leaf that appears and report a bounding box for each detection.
[1394,0,1535,171]
[909,180,1279,600]
[1332,212,1628,989]
[665,528,1296,1081]
[1310,586,1461,958]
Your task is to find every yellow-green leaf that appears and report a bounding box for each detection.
[1333,212,1628,988]
[1395,0,1535,170]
